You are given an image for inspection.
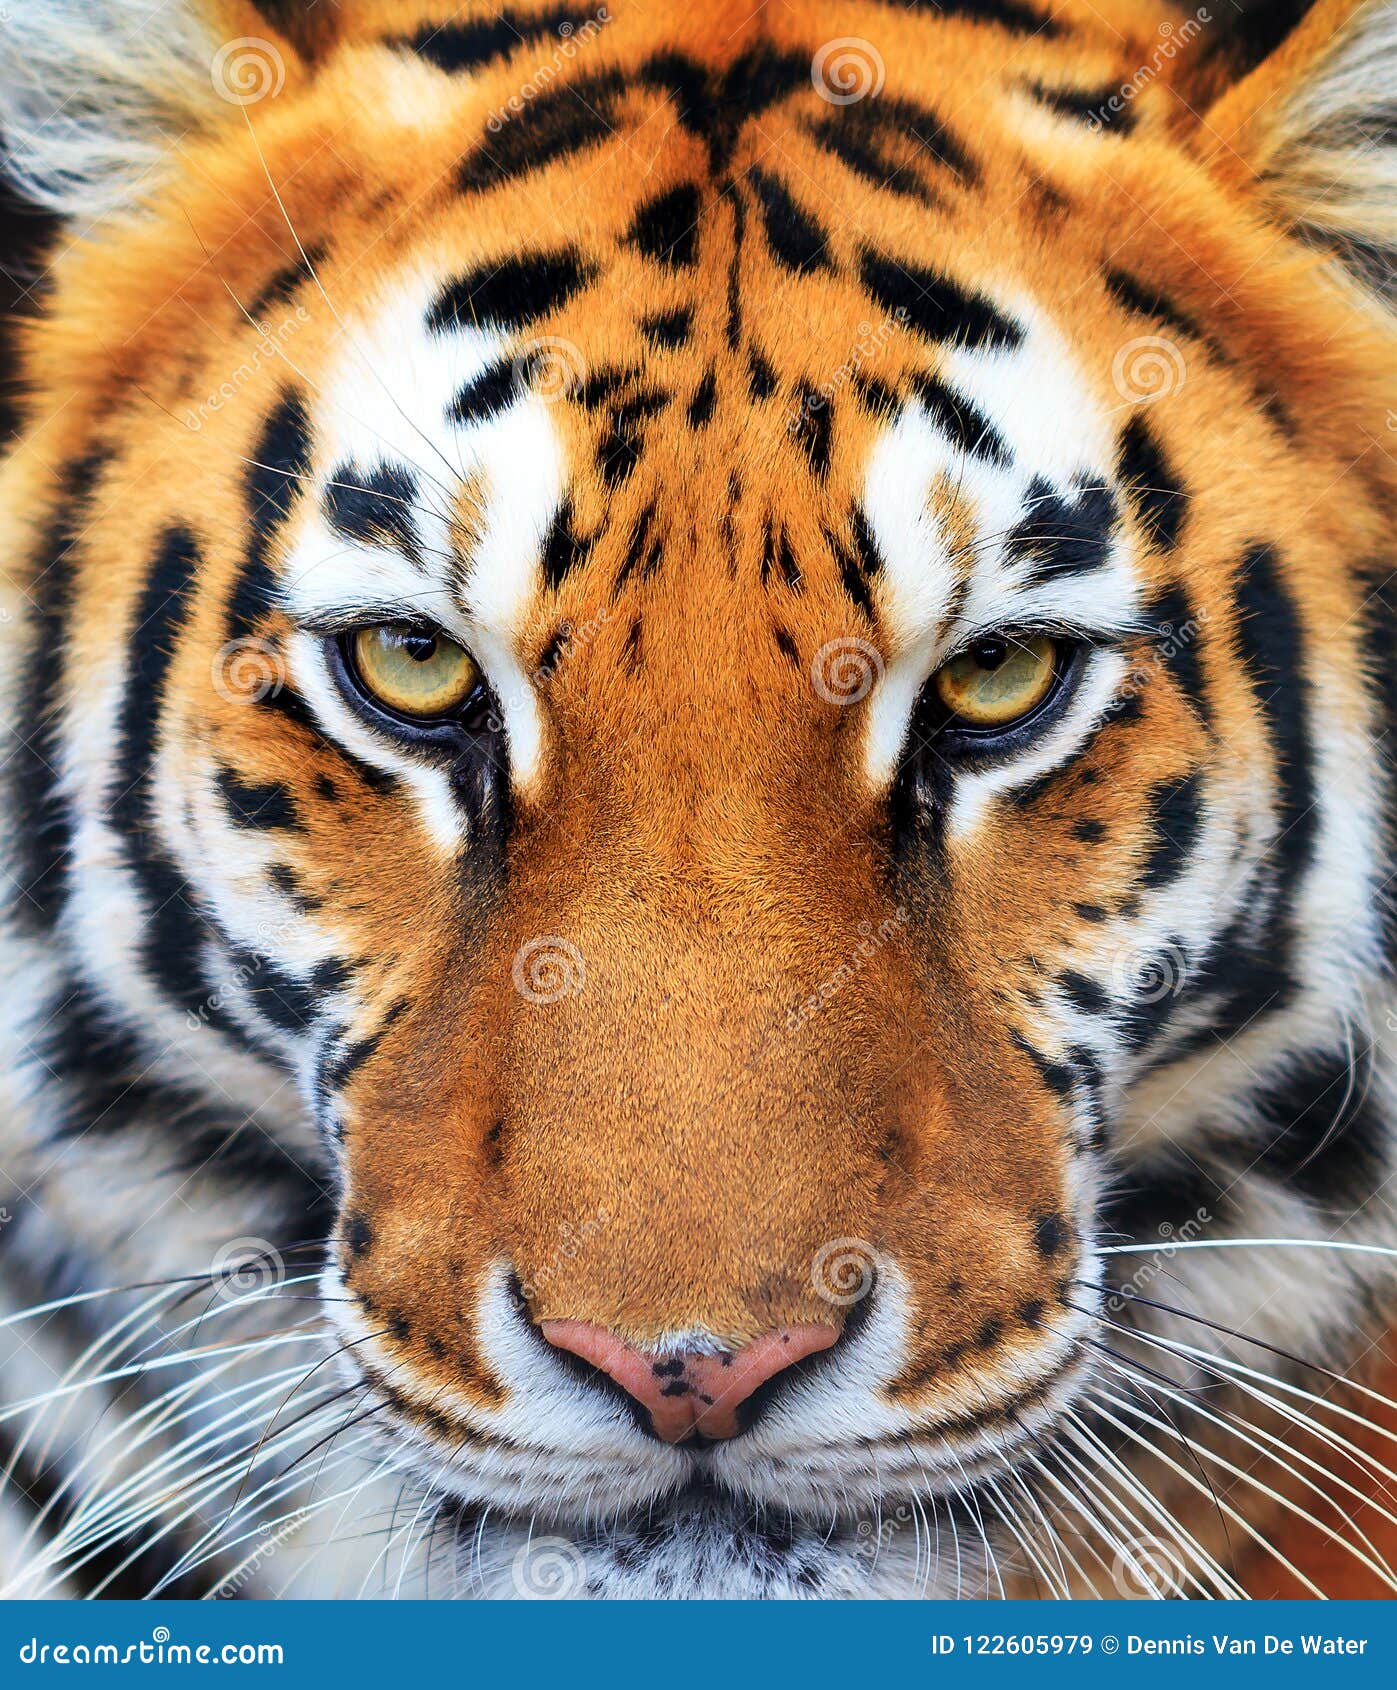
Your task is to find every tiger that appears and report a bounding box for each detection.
[0,0,1395,1602]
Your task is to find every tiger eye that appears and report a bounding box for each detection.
[932,634,1058,728]
[350,625,482,719]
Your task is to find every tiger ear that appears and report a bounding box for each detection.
[0,0,307,221]
[1196,0,1397,314]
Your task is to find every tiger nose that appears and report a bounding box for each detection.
[540,1320,841,1443]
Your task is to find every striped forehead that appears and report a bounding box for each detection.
[276,270,566,789]
[863,300,1144,786]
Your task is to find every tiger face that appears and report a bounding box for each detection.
[2,0,1396,1599]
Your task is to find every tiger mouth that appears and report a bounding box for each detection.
[354,1329,1092,1516]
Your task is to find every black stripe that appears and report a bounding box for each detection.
[806,97,974,201]
[791,387,833,478]
[626,183,701,269]
[639,306,693,349]
[643,46,812,171]
[110,526,224,1022]
[427,249,594,335]
[1359,561,1397,964]
[1058,969,1109,1016]
[395,7,595,73]
[1009,478,1117,583]
[1235,542,1319,920]
[1140,770,1204,889]
[615,503,662,596]
[1104,267,1203,345]
[248,243,325,319]
[1023,80,1135,132]
[899,0,1060,36]
[8,450,107,930]
[747,168,831,275]
[448,356,527,425]
[828,527,875,620]
[459,70,626,191]
[859,249,1021,352]
[687,371,717,429]
[229,388,313,640]
[323,462,419,561]
[319,997,412,1097]
[1117,414,1187,553]
[237,953,348,1036]
[596,389,668,489]
[215,767,302,832]
[912,373,1010,464]
[1143,583,1211,730]
[1242,1046,1386,1210]
[540,497,592,588]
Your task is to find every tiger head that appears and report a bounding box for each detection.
[2,0,1395,1598]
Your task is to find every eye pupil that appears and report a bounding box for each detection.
[929,632,1063,733]
[346,624,482,722]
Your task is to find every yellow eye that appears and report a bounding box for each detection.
[349,625,482,719]
[932,634,1059,729]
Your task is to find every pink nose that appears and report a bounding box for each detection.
[541,1320,841,1443]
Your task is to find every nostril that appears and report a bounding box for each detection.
[541,1320,841,1444]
